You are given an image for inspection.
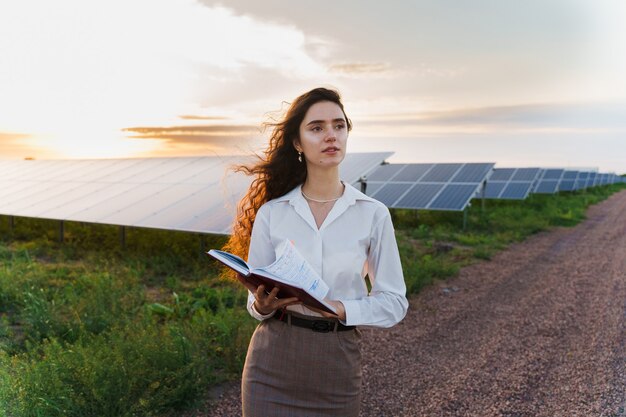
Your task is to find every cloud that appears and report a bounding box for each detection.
[130,134,252,145]
[0,132,30,141]
[412,64,466,78]
[123,124,260,144]
[0,0,327,137]
[329,62,392,75]
[0,132,39,158]
[178,115,230,121]
[359,102,626,133]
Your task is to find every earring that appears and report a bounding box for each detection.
[298,151,303,163]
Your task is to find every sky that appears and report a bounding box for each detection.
[0,0,625,173]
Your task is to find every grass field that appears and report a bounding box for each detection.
[0,183,624,417]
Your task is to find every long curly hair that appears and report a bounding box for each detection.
[223,87,352,262]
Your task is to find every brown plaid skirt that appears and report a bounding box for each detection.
[241,313,362,417]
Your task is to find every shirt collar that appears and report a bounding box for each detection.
[273,185,302,203]
[273,181,375,206]
[274,181,376,232]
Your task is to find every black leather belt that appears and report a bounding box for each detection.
[273,310,355,333]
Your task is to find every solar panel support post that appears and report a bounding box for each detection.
[58,221,64,243]
[1,216,10,236]
[119,226,126,249]
[481,181,486,213]
[463,208,468,232]
[359,176,367,194]
[199,234,207,259]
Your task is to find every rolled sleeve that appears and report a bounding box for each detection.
[247,292,276,321]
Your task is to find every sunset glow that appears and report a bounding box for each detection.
[0,0,624,171]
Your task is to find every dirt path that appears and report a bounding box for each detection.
[202,190,626,417]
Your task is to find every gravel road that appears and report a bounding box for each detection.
[200,190,626,417]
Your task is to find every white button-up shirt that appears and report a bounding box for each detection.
[246,182,408,328]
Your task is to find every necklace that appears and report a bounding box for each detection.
[301,189,341,203]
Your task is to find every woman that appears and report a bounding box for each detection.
[224,87,408,416]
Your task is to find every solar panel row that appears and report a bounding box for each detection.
[0,156,622,237]
[0,153,392,235]
[0,156,247,234]
[356,162,495,211]
[532,169,625,194]
[476,166,624,200]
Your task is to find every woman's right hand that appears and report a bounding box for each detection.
[237,275,301,315]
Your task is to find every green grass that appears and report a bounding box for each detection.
[0,182,624,416]
[393,183,625,293]
[0,222,255,417]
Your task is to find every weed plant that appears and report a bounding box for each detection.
[0,183,624,416]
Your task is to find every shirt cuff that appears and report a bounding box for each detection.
[340,299,361,326]
[250,301,276,321]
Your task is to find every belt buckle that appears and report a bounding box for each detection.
[311,320,333,333]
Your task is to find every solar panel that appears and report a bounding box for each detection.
[0,152,392,235]
[484,182,507,198]
[364,163,406,181]
[429,184,480,210]
[542,169,565,180]
[511,168,541,181]
[585,173,593,187]
[483,167,540,200]
[394,183,445,208]
[1,181,81,213]
[532,169,565,194]
[34,182,142,219]
[370,183,413,206]
[420,163,462,183]
[360,182,384,197]
[0,160,21,177]
[595,173,603,186]
[489,168,515,181]
[0,181,30,203]
[5,160,57,180]
[562,171,578,180]
[501,182,533,199]
[392,164,433,182]
[558,171,579,192]
[339,152,394,183]
[451,163,494,183]
[534,180,559,194]
[575,172,590,190]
